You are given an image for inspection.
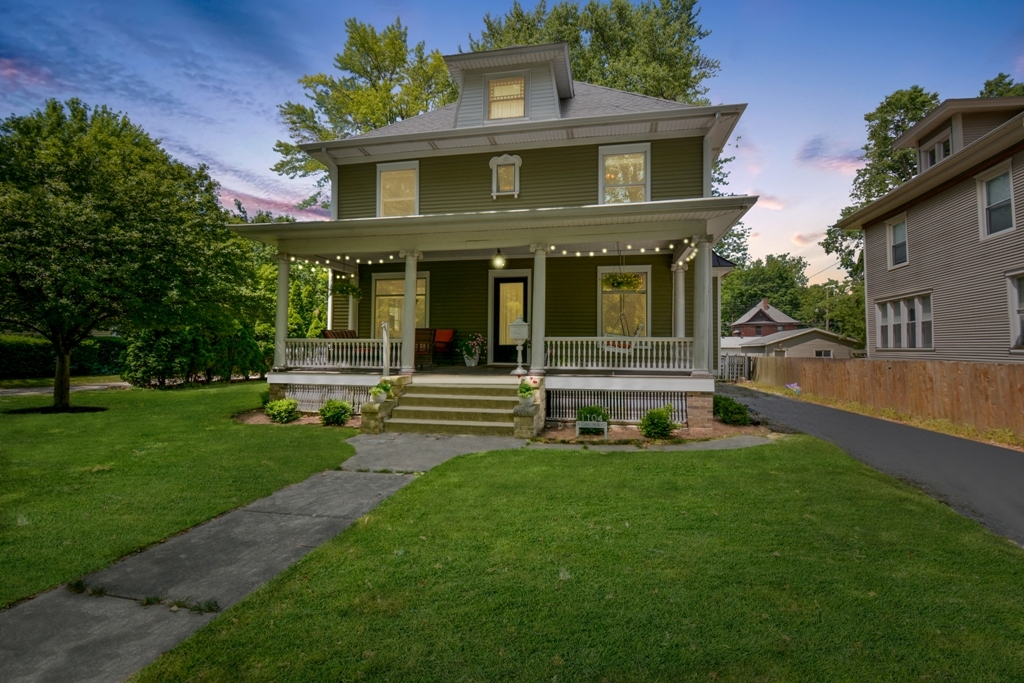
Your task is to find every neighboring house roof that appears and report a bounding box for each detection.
[736,327,859,348]
[720,336,743,349]
[731,299,800,326]
[892,96,1024,149]
[348,80,693,142]
[712,251,737,269]
[837,104,1024,231]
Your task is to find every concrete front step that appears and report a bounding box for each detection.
[402,383,520,397]
[385,418,515,436]
[392,406,516,423]
[398,394,521,409]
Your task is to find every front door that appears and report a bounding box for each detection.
[492,277,528,363]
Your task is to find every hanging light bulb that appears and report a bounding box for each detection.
[289,256,295,262]
[669,244,674,249]
[492,249,506,268]
[562,249,567,255]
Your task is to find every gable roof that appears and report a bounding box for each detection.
[737,327,859,347]
[444,43,575,98]
[712,251,737,269]
[731,300,800,326]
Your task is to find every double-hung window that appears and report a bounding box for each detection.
[876,294,933,350]
[977,162,1015,237]
[377,161,418,217]
[487,76,526,120]
[599,143,650,204]
[887,216,908,267]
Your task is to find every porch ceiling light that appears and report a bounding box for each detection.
[492,249,506,268]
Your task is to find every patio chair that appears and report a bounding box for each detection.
[414,328,436,370]
[433,329,457,365]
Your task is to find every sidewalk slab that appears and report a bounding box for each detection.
[245,470,411,518]
[0,590,214,683]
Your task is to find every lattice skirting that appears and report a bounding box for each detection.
[546,389,688,424]
[284,384,371,413]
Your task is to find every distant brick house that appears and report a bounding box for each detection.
[730,298,801,338]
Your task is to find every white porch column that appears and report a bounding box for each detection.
[672,262,687,337]
[692,237,712,374]
[273,255,290,369]
[530,244,547,374]
[400,251,420,373]
[347,286,357,333]
[326,269,334,331]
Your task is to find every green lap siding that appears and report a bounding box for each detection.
[335,138,703,219]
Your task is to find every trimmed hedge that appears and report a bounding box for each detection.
[0,334,126,380]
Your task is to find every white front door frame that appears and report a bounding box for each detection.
[487,268,532,365]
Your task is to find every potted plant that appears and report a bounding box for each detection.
[456,333,486,366]
[601,271,643,291]
[517,381,535,407]
[369,385,387,403]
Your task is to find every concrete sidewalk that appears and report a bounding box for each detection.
[719,384,1024,545]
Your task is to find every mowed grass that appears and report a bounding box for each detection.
[136,436,1024,682]
[0,383,354,607]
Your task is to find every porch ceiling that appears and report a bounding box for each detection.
[233,196,757,260]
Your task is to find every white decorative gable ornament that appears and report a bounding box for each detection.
[489,154,523,199]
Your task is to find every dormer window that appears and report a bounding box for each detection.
[487,77,526,120]
[920,131,952,171]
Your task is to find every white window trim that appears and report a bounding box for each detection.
[489,154,522,199]
[376,160,419,218]
[874,290,934,352]
[1008,267,1024,352]
[596,264,652,337]
[976,160,1016,241]
[598,142,651,205]
[918,129,952,172]
[370,270,430,338]
[886,213,909,270]
[484,71,530,124]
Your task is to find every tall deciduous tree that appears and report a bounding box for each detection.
[0,99,253,409]
[274,18,458,209]
[799,278,866,346]
[720,254,809,335]
[711,152,751,267]
[820,86,940,278]
[980,73,1024,98]
[470,0,719,104]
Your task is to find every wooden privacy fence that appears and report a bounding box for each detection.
[752,357,1024,438]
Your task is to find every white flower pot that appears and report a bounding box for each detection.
[464,354,479,367]
[519,395,534,407]
[372,392,386,404]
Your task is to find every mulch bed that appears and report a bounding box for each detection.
[234,409,362,430]
[536,419,770,444]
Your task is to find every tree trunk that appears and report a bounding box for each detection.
[54,349,71,410]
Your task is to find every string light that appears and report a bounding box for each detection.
[669,244,674,249]
[654,247,660,252]
[356,259,361,263]
[562,250,567,255]
[289,256,295,261]
[602,248,607,253]
[640,248,645,253]
[379,259,384,264]
[575,251,581,257]
[589,251,594,256]
[345,255,349,260]
[626,244,632,249]
[389,255,394,259]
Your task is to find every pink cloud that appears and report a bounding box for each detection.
[791,231,826,247]
[219,188,329,221]
[0,58,52,88]
[750,231,761,240]
[756,194,785,211]
[796,136,864,174]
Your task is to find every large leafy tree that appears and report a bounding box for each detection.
[720,254,809,335]
[0,99,254,409]
[799,278,866,346]
[711,153,751,267]
[470,0,719,104]
[274,18,458,209]
[820,86,940,278]
[980,73,1024,98]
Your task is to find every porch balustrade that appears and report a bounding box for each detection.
[544,337,694,371]
[284,338,402,370]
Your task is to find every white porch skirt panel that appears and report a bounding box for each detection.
[284,384,372,413]
[546,389,687,424]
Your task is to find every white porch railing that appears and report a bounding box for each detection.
[544,337,694,371]
[284,338,402,370]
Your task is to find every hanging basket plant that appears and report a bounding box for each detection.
[333,279,362,300]
[602,271,643,291]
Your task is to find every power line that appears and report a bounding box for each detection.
[806,259,841,280]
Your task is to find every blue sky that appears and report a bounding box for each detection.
[2,0,1022,282]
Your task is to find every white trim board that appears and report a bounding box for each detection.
[545,375,715,393]
[267,372,381,386]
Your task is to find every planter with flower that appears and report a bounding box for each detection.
[456,333,486,366]
[601,271,643,291]
[517,380,535,407]
[369,378,393,404]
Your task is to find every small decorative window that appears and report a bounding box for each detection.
[489,154,522,199]
[487,77,526,120]
[377,161,418,217]
[599,143,650,204]
[814,349,833,358]
[977,162,1015,237]
[887,216,908,267]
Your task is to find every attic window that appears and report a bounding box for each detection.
[489,154,522,198]
[488,77,526,120]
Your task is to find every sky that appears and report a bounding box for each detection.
[2,0,1023,283]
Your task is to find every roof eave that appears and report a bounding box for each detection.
[893,96,1024,149]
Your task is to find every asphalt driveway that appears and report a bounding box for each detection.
[719,384,1024,545]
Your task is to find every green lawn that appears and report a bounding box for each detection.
[135,437,1024,682]
[0,374,123,389]
[0,383,354,607]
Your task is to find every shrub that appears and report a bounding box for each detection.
[639,404,678,439]
[319,399,353,426]
[713,394,751,426]
[265,398,299,424]
[0,334,126,380]
[259,389,271,407]
[576,405,610,435]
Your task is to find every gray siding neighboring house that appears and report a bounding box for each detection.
[838,96,1024,364]
[723,328,861,358]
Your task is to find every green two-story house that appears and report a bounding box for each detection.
[236,43,755,436]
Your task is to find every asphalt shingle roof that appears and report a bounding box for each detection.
[732,301,801,326]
